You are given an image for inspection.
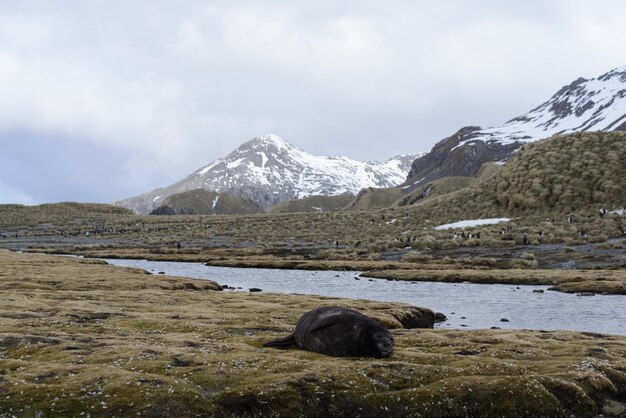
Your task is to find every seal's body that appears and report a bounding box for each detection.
[263,306,394,358]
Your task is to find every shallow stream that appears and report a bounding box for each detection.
[105,258,626,336]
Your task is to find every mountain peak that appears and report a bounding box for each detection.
[248,133,292,149]
[403,64,626,191]
[456,64,626,149]
[601,64,626,78]
[234,133,300,158]
[257,133,288,144]
[117,134,418,213]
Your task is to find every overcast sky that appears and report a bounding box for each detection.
[1,1,625,205]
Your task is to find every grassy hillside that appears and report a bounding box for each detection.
[269,193,354,213]
[474,161,505,181]
[344,187,404,211]
[155,189,264,215]
[410,131,626,219]
[395,177,476,207]
[0,203,133,229]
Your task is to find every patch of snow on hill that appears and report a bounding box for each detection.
[434,218,511,230]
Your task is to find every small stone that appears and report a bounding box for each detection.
[500,318,510,322]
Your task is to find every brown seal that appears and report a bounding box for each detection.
[263,306,394,358]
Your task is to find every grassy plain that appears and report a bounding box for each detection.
[2,198,625,295]
[2,250,626,417]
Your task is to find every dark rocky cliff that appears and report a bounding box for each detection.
[401,126,521,192]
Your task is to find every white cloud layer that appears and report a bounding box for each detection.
[1,1,626,203]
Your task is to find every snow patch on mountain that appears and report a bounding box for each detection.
[188,134,418,204]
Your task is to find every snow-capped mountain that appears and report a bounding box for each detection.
[402,65,626,190]
[117,134,419,213]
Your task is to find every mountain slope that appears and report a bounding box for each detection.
[149,189,264,215]
[402,65,626,191]
[343,187,404,211]
[395,177,477,207]
[117,134,418,213]
[268,193,355,213]
[408,131,626,220]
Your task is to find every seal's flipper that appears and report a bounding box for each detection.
[263,333,296,348]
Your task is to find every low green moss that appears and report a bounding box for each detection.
[1,251,626,417]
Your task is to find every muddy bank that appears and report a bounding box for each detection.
[1,250,626,417]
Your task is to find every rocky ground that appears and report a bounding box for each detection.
[1,250,626,417]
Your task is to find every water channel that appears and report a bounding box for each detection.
[105,258,626,336]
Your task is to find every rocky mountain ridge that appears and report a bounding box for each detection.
[402,65,626,191]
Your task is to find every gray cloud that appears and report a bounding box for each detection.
[1,1,625,204]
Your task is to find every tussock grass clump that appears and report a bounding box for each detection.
[402,252,433,263]
[513,252,538,269]
[472,257,498,267]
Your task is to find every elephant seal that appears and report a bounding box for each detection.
[263,306,394,358]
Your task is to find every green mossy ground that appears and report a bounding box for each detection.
[1,250,626,417]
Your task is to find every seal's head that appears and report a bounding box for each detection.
[370,329,394,358]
